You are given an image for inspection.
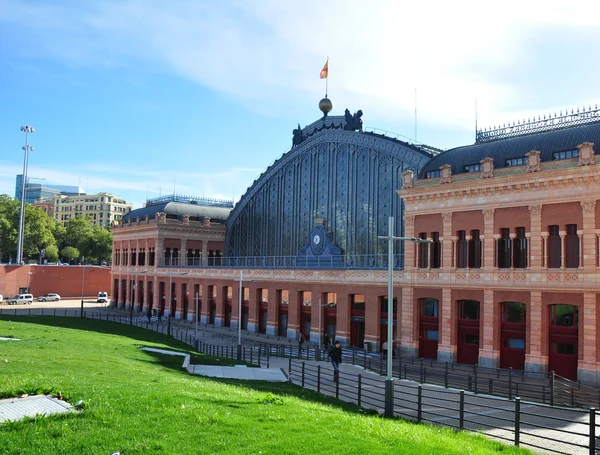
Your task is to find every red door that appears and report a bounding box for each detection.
[457,300,480,365]
[500,302,526,370]
[259,303,267,334]
[548,305,578,380]
[225,302,232,327]
[419,299,439,360]
[278,305,288,336]
[351,319,365,348]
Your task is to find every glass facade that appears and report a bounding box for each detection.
[226,129,431,264]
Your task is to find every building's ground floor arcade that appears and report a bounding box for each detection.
[112,273,600,385]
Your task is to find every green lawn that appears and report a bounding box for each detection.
[0,316,530,455]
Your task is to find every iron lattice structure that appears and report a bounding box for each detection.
[476,105,600,144]
[225,128,432,262]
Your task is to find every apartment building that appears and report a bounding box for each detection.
[42,192,133,227]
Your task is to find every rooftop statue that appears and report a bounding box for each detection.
[344,109,363,132]
[292,123,305,147]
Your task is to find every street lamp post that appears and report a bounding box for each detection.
[378,216,432,417]
[17,125,35,265]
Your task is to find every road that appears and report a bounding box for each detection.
[0,298,106,310]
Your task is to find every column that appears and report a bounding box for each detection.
[156,237,164,266]
[560,231,566,270]
[478,289,499,368]
[180,238,188,266]
[152,279,160,312]
[525,291,547,374]
[579,293,599,385]
[310,289,323,344]
[201,283,211,324]
[404,214,416,273]
[201,241,208,266]
[541,234,548,269]
[266,286,279,336]
[247,285,259,333]
[437,287,456,363]
[213,284,224,327]
[400,286,417,357]
[581,201,597,270]
[482,209,495,270]
[187,279,195,321]
[287,289,300,340]
[364,289,381,351]
[335,292,350,346]
[125,277,131,309]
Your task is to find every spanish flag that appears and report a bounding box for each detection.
[320,59,328,79]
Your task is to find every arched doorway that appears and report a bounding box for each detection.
[457,300,480,365]
[548,304,578,380]
[419,298,439,360]
[500,302,526,370]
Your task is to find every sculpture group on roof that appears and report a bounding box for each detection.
[344,109,363,132]
[292,123,305,148]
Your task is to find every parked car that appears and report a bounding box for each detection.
[7,294,34,305]
[97,292,108,303]
[0,294,3,303]
[38,293,61,302]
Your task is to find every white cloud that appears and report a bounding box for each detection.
[4,0,600,131]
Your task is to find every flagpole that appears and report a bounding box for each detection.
[325,57,329,97]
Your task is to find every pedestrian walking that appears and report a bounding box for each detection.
[323,333,331,352]
[298,332,304,352]
[382,341,388,360]
[329,340,342,382]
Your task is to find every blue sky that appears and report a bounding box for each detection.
[2,1,600,209]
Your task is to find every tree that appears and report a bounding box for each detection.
[44,244,59,263]
[60,246,80,263]
[64,216,94,257]
[0,194,57,263]
[84,226,113,264]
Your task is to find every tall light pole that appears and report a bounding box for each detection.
[378,216,432,418]
[17,126,35,265]
[237,271,253,360]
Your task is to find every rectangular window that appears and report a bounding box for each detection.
[506,157,526,167]
[465,334,480,345]
[565,224,579,268]
[552,343,576,355]
[456,230,468,268]
[430,232,441,269]
[426,170,441,179]
[552,149,579,161]
[513,227,527,268]
[426,330,439,341]
[421,298,439,317]
[459,300,480,320]
[497,228,511,268]
[463,163,481,173]
[505,338,525,349]
[468,230,481,268]
[502,302,526,323]
[418,232,429,268]
[548,225,561,268]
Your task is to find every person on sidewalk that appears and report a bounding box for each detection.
[323,334,331,352]
[382,341,388,360]
[329,340,342,382]
[298,332,304,352]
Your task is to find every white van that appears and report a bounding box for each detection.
[97,292,108,303]
[7,294,34,305]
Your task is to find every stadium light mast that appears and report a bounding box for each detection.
[17,126,35,265]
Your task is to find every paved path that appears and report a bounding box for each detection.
[141,347,288,382]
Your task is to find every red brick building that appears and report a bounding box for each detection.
[111,108,600,385]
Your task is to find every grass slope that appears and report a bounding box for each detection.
[0,316,530,455]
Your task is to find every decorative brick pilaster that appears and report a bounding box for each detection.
[525,291,547,374]
[483,209,495,270]
[336,293,351,346]
[437,287,456,363]
[266,287,279,336]
[400,286,417,357]
[479,289,499,368]
[404,214,416,272]
[581,201,597,269]
[441,213,452,271]
[578,293,599,385]
[528,205,543,270]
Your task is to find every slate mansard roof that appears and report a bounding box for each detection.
[122,201,231,224]
[419,117,600,179]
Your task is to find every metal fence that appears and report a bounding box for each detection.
[1,307,599,454]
